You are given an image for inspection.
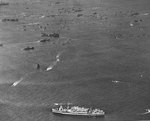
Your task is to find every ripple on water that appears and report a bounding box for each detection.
[0,79,78,106]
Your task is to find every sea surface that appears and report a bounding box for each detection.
[0,0,150,121]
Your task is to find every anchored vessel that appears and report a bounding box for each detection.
[52,104,105,117]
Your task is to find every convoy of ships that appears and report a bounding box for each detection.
[52,103,105,117]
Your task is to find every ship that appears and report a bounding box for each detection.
[52,103,105,117]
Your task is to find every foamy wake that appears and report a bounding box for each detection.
[46,61,57,71]
[0,78,72,87]
[141,13,149,16]
[11,71,36,87]
[46,52,62,71]
[140,109,150,115]
[111,80,130,84]
[11,78,24,87]
[112,80,120,83]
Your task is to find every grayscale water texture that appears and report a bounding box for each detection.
[0,0,150,121]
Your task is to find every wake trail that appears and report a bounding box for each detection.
[139,109,150,115]
[46,52,62,71]
[2,36,77,47]
[11,71,36,87]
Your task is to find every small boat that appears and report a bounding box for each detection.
[22,46,34,51]
[52,104,105,117]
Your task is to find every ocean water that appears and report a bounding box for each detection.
[1,32,150,121]
[1,0,150,121]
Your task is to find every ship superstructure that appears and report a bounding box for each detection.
[52,104,105,116]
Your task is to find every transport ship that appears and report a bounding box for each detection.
[52,103,105,117]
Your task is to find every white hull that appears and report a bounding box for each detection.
[52,109,105,117]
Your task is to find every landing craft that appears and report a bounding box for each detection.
[22,46,34,51]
